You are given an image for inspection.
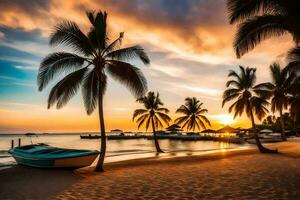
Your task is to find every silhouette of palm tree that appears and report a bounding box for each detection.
[227,0,300,58]
[222,66,277,153]
[38,11,150,171]
[175,97,211,131]
[133,92,171,153]
[286,47,300,73]
[259,63,297,140]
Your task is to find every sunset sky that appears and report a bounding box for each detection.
[0,0,294,133]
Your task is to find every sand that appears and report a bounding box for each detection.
[1,139,300,200]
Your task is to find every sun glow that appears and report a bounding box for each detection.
[209,114,235,125]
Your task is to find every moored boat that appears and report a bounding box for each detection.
[9,144,99,168]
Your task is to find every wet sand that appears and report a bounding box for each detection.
[1,139,300,200]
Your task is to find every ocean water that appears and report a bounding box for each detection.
[0,133,251,167]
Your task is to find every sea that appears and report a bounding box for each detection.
[0,133,253,168]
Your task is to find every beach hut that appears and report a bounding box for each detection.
[216,125,239,133]
[166,124,183,134]
[110,129,124,135]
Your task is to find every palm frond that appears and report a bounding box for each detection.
[226,80,241,88]
[234,15,287,58]
[137,114,148,129]
[285,61,300,74]
[38,52,86,91]
[176,105,190,115]
[222,93,240,107]
[94,11,108,50]
[175,116,189,125]
[105,45,150,65]
[50,21,94,56]
[133,109,148,120]
[196,116,207,130]
[48,67,87,109]
[198,115,211,127]
[156,112,171,126]
[145,116,151,131]
[81,69,105,115]
[153,115,164,129]
[227,0,283,24]
[251,97,269,120]
[106,60,147,98]
[287,46,300,61]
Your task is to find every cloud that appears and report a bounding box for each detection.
[0,76,35,87]
[15,65,38,70]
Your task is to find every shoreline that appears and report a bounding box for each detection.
[0,139,299,199]
[0,143,254,170]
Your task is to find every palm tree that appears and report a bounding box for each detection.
[222,66,277,153]
[259,63,297,140]
[286,47,300,73]
[288,75,300,136]
[38,11,150,172]
[226,0,300,58]
[175,97,211,131]
[133,92,171,153]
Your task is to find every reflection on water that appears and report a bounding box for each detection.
[0,134,251,166]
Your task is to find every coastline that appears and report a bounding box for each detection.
[0,139,299,199]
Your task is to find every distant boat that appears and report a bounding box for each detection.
[9,144,99,168]
[80,134,101,139]
[25,133,36,136]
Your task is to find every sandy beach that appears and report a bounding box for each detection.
[1,139,299,200]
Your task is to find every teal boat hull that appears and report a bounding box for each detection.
[9,144,99,168]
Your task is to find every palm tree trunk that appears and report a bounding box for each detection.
[249,108,277,153]
[95,93,106,172]
[151,117,163,153]
[279,109,287,141]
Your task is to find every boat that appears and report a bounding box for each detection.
[9,144,99,168]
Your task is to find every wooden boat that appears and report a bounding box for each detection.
[9,144,99,168]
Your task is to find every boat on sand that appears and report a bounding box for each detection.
[9,144,99,168]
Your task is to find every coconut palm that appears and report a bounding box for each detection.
[259,63,297,140]
[38,11,150,171]
[226,0,300,58]
[133,92,171,153]
[222,66,277,153]
[175,97,211,131]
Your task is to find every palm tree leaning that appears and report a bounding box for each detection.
[226,0,300,58]
[38,11,150,172]
[133,92,171,153]
[288,75,300,136]
[260,63,297,140]
[175,97,211,132]
[222,66,277,153]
